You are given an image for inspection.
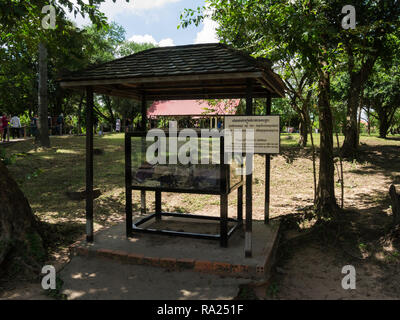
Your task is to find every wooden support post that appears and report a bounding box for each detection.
[141,93,147,215]
[220,194,228,247]
[245,79,253,258]
[219,133,228,247]
[155,191,162,221]
[85,87,94,242]
[141,93,147,131]
[125,132,133,237]
[265,94,272,224]
[237,185,243,222]
[245,153,253,257]
[140,192,146,216]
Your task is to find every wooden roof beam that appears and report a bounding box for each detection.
[59,71,264,88]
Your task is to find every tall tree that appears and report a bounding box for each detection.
[336,0,400,157]
[38,41,50,147]
[0,161,45,277]
[181,0,342,217]
[0,0,130,275]
[364,56,400,138]
[278,56,315,147]
[118,41,157,57]
[93,39,157,128]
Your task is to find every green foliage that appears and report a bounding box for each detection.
[26,168,43,181]
[0,147,6,161]
[83,22,126,64]
[270,98,299,130]
[267,282,280,299]
[26,232,46,262]
[364,50,400,137]
[44,276,67,300]
[180,0,400,136]
[178,0,398,214]
[95,41,157,126]
[0,0,125,104]
[0,0,118,32]
[0,1,148,132]
[118,41,157,57]
[0,147,16,165]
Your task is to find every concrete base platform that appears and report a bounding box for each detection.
[70,217,281,279]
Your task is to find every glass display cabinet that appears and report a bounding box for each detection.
[125,131,244,247]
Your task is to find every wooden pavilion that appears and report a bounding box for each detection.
[59,43,286,257]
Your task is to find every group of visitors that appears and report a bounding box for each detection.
[30,113,64,137]
[0,113,64,143]
[0,114,22,142]
[0,113,127,142]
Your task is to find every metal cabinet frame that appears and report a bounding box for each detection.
[125,131,244,247]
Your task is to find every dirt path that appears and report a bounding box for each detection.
[253,138,400,300]
[0,282,51,300]
[59,256,248,300]
[258,242,399,300]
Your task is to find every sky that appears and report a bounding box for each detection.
[67,0,218,46]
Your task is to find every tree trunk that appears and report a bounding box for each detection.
[38,42,50,148]
[308,113,317,203]
[357,93,363,144]
[77,94,84,135]
[315,67,339,218]
[378,108,389,139]
[103,96,115,130]
[379,121,389,139]
[389,185,400,225]
[342,54,376,158]
[298,111,308,148]
[342,72,362,157]
[0,161,45,276]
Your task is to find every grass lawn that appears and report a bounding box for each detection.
[2,132,400,299]
[2,132,400,244]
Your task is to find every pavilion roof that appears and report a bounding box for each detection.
[59,43,286,100]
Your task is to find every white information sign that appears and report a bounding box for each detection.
[224,116,280,154]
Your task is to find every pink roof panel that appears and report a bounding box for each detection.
[147,100,240,117]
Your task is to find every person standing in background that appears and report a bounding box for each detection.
[31,115,39,142]
[116,118,121,133]
[125,118,131,133]
[10,115,21,139]
[57,113,64,135]
[48,115,52,136]
[93,114,98,134]
[1,114,9,141]
[0,115,3,142]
